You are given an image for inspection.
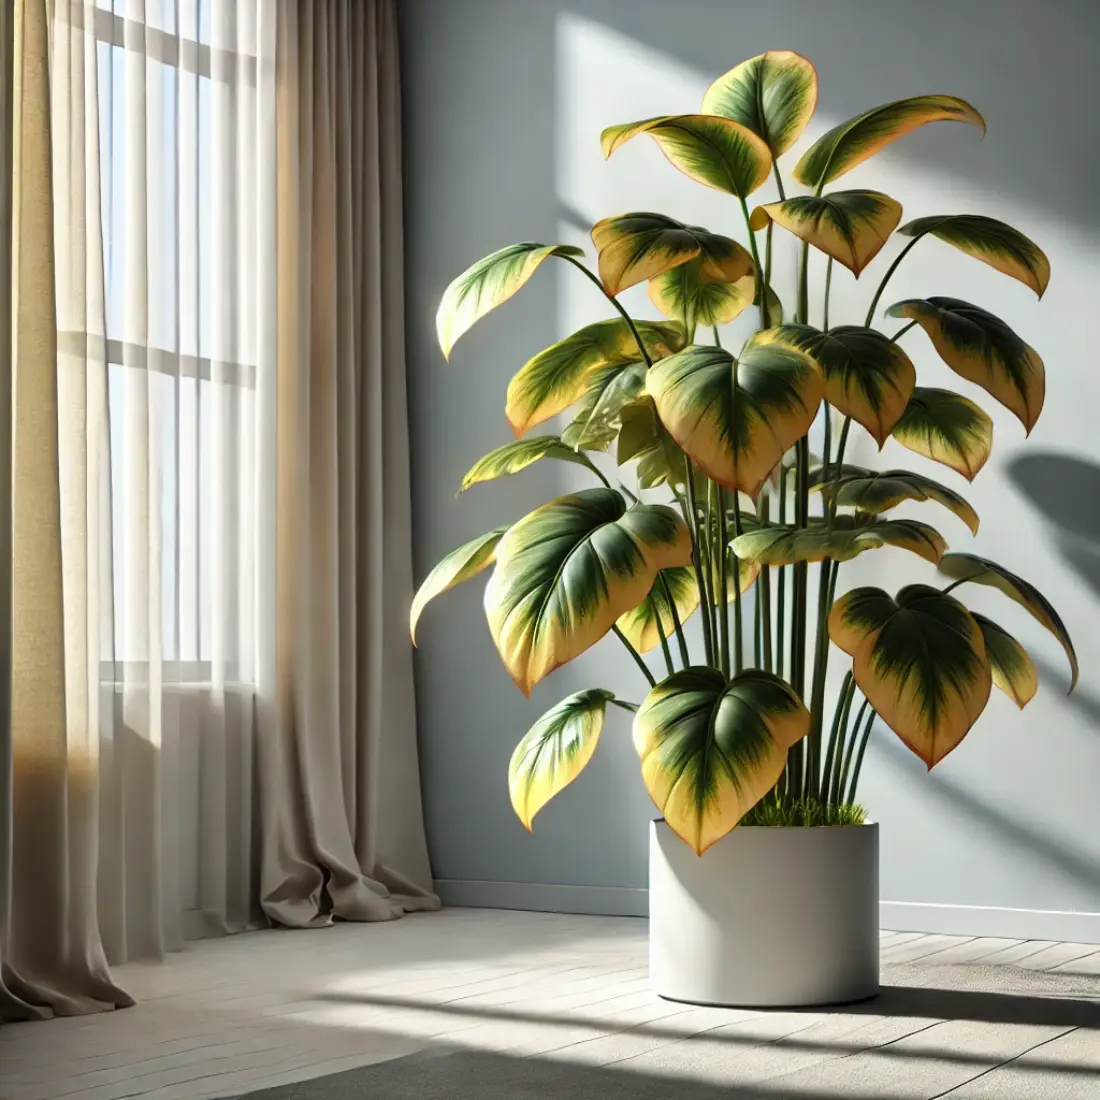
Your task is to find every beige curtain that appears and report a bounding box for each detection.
[1,0,131,1021]
[259,0,438,927]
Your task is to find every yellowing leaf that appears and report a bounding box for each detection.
[633,667,810,853]
[509,689,613,829]
[891,387,993,481]
[751,192,902,276]
[972,613,1038,709]
[616,566,699,654]
[437,242,583,359]
[601,114,772,197]
[732,515,946,567]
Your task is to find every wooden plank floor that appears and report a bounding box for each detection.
[1,908,1099,1099]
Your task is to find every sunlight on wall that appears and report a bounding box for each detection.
[554,12,1100,913]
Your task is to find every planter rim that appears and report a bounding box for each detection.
[651,818,878,832]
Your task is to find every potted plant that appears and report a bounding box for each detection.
[412,50,1077,1007]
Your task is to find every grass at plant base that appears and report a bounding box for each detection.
[740,796,866,828]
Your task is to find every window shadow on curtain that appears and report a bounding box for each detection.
[1,0,435,1022]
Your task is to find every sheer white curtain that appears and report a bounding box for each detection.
[51,0,274,961]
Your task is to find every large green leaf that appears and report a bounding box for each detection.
[410,525,508,643]
[460,436,597,493]
[601,114,772,197]
[886,298,1044,433]
[561,362,647,451]
[971,613,1038,709]
[484,488,692,694]
[633,667,810,853]
[702,50,818,157]
[591,213,753,297]
[732,514,946,567]
[509,689,613,829]
[758,325,915,445]
[938,552,1078,689]
[793,95,985,189]
[810,465,979,534]
[646,340,823,499]
[829,584,992,768]
[437,243,583,358]
[897,215,1050,298]
[506,318,683,436]
[616,566,699,654]
[750,192,902,276]
[891,387,993,481]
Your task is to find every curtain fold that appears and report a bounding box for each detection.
[259,0,437,928]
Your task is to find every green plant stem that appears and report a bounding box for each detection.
[613,624,656,688]
[705,480,720,657]
[776,465,787,680]
[772,163,787,201]
[754,577,762,669]
[759,495,773,673]
[797,242,810,323]
[863,235,921,327]
[822,672,855,805]
[580,455,612,488]
[564,255,653,365]
[846,704,878,805]
[728,489,745,675]
[658,572,690,667]
[763,223,774,328]
[655,616,675,678]
[683,460,715,665]
[715,484,731,677]
[823,257,834,331]
[890,319,918,343]
[738,197,770,330]
[941,577,967,595]
[712,325,722,348]
[837,696,870,801]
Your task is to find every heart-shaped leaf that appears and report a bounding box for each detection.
[938,552,1077,689]
[811,466,979,534]
[971,613,1038,709]
[794,95,985,189]
[592,213,753,297]
[437,242,584,358]
[485,488,692,694]
[506,318,684,437]
[646,341,823,498]
[891,387,993,481]
[602,114,772,197]
[887,297,1044,433]
[751,192,902,275]
[829,583,992,768]
[411,525,508,643]
[898,215,1049,298]
[702,50,818,157]
[633,667,811,853]
[758,324,915,444]
[733,514,946,567]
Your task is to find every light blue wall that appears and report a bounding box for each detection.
[401,0,1100,933]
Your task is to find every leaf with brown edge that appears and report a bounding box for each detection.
[616,566,699,654]
[898,215,1050,298]
[592,212,753,297]
[751,192,902,276]
[646,341,823,499]
[829,584,992,768]
[971,613,1038,709]
[506,318,684,437]
[437,242,584,358]
[794,95,985,189]
[702,51,818,158]
[601,115,772,197]
[509,689,613,829]
[938,552,1078,690]
[633,667,810,853]
[484,488,692,695]
[410,525,508,643]
[732,514,946,567]
[758,325,914,445]
[891,387,993,481]
[886,298,1044,433]
[811,466,979,535]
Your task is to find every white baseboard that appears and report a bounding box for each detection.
[434,879,647,917]
[879,901,1100,944]
[435,880,1100,943]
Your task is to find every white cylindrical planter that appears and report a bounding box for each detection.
[649,819,879,1007]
